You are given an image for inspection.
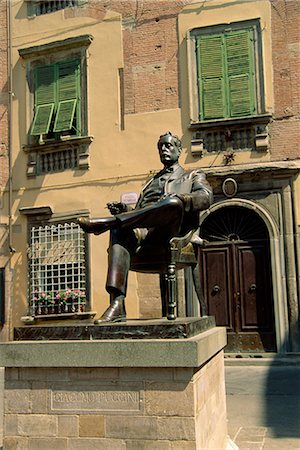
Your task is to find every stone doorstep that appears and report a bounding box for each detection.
[0,326,226,368]
[224,354,300,366]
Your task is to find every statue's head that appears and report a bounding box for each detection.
[157,132,182,167]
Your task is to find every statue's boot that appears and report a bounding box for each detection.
[94,295,126,324]
[78,216,117,235]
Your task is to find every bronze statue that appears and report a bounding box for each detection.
[78,132,213,324]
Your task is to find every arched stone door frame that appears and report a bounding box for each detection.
[200,198,289,354]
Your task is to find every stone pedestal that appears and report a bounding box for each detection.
[0,324,227,450]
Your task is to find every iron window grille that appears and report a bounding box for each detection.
[29,1,80,16]
[28,221,87,317]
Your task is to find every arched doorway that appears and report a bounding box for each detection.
[200,205,276,352]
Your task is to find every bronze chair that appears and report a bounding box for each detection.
[130,229,207,320]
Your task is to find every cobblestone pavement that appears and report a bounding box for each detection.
[225,361,300,450]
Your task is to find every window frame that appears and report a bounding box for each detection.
[189,19,266,124]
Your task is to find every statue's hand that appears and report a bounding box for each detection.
[107,202,128,215]
[159,193,191,211]
[159,193,185,202]
[159,193,177,201]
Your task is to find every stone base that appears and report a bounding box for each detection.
[14,316,216,341]
[1,327,227,449]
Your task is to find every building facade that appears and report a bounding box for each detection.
[0,0,11,340]
[3,0,300,353]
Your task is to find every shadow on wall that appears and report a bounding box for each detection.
[264,342,300,439]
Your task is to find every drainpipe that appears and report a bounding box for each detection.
[6,0,14,338]
[7,0,13,250]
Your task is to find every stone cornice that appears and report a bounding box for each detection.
[19,206,53,216]
[0,327,226,368]
[18,34,94,59]
[202,160,300,177]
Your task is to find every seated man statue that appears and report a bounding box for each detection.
[78,132,213,324]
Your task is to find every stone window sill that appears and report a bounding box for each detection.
[189,113,272,130]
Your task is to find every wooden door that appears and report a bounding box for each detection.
[200,207,276,352]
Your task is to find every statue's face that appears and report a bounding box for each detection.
[158,135,180,166]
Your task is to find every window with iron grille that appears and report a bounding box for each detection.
[27,1,84,16]
[28,221,88,317]
[191,20,265,122]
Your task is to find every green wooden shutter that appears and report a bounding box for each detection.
[54,60,80,132]
[31,65,56,135]
[54,100,77,132]
[197,35,226,120]
[225,29,256,117]
[31,104,55,136]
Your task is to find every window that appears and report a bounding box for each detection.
[27,1,84,17]
[30,59,81,140]
[20,35,93,176]
[28,221,88,317]
[191,20,264,122]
